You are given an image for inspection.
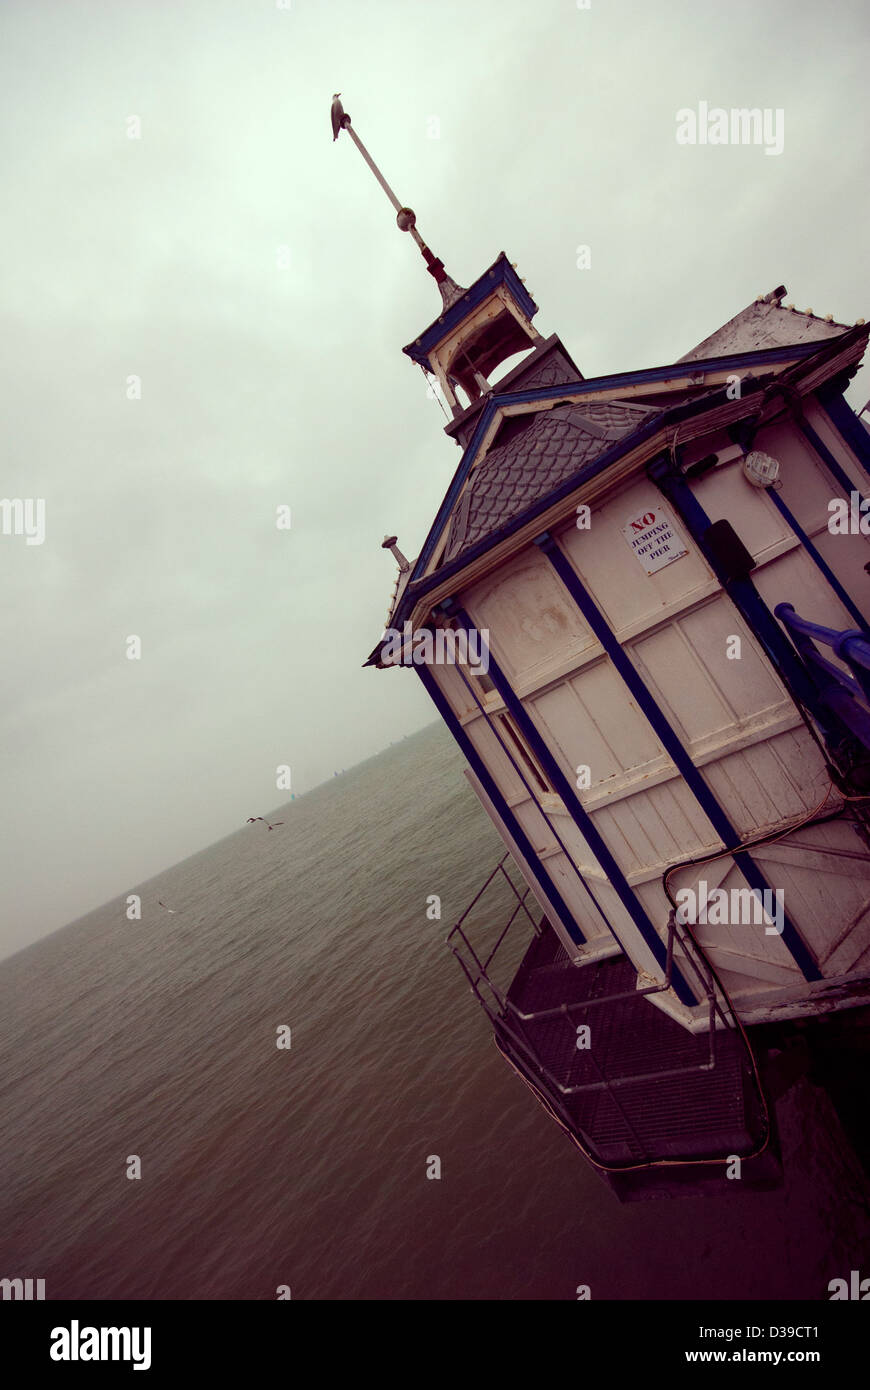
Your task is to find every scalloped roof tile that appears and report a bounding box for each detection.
[443,399,659,562]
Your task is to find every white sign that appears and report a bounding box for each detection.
[622,506,688,575]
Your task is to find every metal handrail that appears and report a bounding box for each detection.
[543,990,717,1097]
[503,910,719,1095]
[799,647,865,699]
[448,862,723,1102]
[774,603,870,658]
[505,910,678,1023]
[450,853,540,936]
[775,603,870,699]
[446,854,542,1014]
[774,602,870,749]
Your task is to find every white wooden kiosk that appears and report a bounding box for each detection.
[367,261,870,1193]
[334,88,870,1188]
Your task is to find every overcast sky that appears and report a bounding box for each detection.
[1,0,867,958]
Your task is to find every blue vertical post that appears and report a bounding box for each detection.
[443,600,699,1005]
[649,454,850,753]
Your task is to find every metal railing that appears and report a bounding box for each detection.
[447,855,721,1105]
[774,603,870,751]
[446,854,543,1017]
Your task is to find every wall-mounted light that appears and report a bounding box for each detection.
[743,449,781,487]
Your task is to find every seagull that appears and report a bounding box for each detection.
[247,817,284,831]
[158,900,176,914]
[331,93,349,141]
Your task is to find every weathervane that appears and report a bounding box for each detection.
[330,94,465,310]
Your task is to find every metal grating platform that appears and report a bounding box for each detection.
[500,935,763,1168]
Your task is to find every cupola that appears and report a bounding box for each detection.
[402,253,542,415]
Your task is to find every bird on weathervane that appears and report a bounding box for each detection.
[331,93,350,141]
[328,92,465,310]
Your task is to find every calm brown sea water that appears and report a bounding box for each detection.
[1,721,868,1300]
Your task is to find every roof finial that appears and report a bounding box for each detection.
[331,94,465,310]
[381,535,410,572]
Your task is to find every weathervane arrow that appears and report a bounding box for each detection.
[330,93,465,309]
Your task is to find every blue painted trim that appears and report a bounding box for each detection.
[402,253,539,372]
[799,415,869,510]
[448,604,699,1006]
[650,457,845,743]
[409,338,837,583]
[415,662,587,947]
[766,488,870,635]
[775,604,870,717]
[445,657,626,947]
[407,378,745,608]
[837,633,870,695]
[410,405,662,588]
[539,533,741,849]
[538,527,820,983]
[818,386,870,482]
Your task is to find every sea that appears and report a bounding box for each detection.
[1,720,868,1301]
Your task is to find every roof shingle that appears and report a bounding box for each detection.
[443,399,658,562]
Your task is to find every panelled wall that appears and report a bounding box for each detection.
[429,404,870,1028]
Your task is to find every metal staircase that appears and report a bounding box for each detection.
[448,855,774,1197]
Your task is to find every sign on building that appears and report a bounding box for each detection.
[622,507,688,575]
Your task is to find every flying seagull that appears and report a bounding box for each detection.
[158,900,176,914]
[247,817,284,831]
[331,93,349,141]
